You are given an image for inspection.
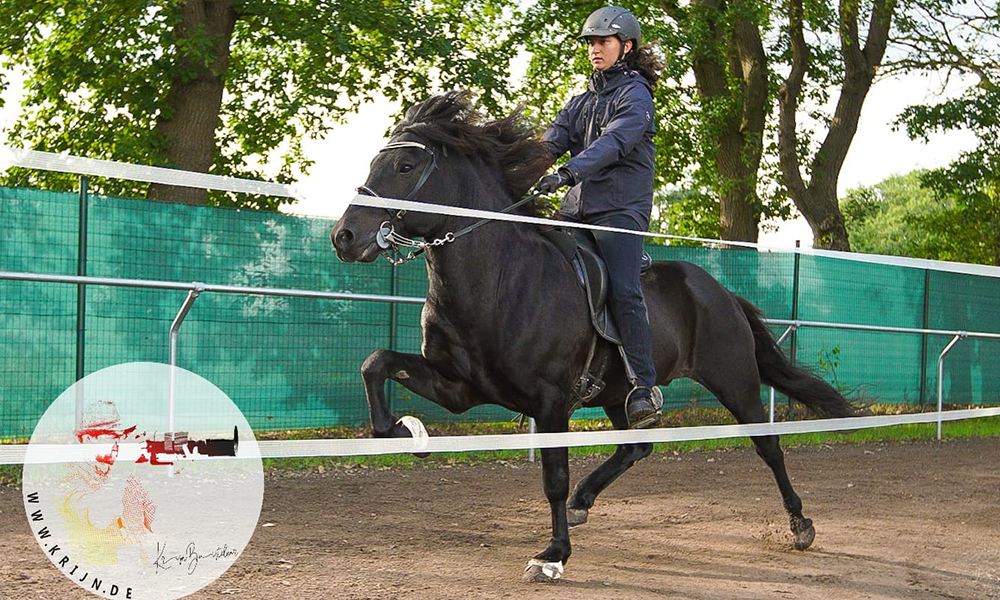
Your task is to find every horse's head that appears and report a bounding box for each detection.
[330,131,455,263]
[331,91,552,264]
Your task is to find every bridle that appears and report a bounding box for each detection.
[357,137,543,266]
[357,140,440,202]
[355,139,448,266]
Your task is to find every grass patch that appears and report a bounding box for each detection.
[0,465,20,488]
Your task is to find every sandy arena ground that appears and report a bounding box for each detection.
[2,437,998,599]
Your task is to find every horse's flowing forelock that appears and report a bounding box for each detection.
[391,91,554,200]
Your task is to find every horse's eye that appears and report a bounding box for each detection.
[400,164,414,174]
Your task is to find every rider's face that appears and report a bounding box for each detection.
[586,36,632,71]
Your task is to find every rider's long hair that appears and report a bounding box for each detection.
[626,44,663,89]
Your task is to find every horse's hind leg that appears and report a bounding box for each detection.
[750,433,815,550]
[566,403,653,527]
[701,378,816,551]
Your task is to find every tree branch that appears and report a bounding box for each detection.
[863,0,895,69]
[839,0,865,74]
[777,0,808,202]
[731,3,768,134]
[807,0,895,199]
[688,0,728,99]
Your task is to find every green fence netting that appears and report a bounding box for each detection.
[1,186,998,440]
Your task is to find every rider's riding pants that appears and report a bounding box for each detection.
[588,212,657,389]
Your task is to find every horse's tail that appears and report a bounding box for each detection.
[737,296,857,419]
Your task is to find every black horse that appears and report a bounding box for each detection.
[330,91,855,583]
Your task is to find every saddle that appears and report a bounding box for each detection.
[542,227,653,413]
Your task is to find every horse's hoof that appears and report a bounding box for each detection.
[566,507,589,528]
[523,559,563,583]
[396,416,430,458]
[793,521,815,551]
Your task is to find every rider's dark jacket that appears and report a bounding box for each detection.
[541,63,656,227]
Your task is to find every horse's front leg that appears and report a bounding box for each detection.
[361,348,476,439]
[523,417,572,584]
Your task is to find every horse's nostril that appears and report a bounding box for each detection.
[333,228,354,249]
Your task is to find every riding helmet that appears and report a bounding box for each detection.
[578,6,642,49]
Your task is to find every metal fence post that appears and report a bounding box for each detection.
[769,325,797,423]
[528,417,536,463]
[387,263,399,415]
[788,241,801,416]
[937,333,966,440]
[919,269,931,407]
[169,285,204,435]
[75,177,88,430]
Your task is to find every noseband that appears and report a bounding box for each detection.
[357,138,542,266]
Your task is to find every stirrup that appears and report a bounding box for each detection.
[650,386,663,411]
[625,386,662,429]
[625,385,664,411]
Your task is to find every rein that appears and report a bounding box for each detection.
[357,139,545,266]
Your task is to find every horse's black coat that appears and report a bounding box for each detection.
[331,91,855,579]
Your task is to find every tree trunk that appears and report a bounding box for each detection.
[147,0,237,204]
[716,119,762,242]
[665,0,768,243]
[778,0,896,251]
[720,3,768,243]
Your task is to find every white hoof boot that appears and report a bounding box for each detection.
[396,416,429,452]
[523,559,564,583]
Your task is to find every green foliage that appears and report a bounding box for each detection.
[647,188,720,245]
[3,0,998,233]
[816,346,845,392]
[917,171,1000,266]
[0,0,523,207]
[842,167,1000,265]
[841,170,941,257]
[889,2,1000,264]
[895,87,1000,265]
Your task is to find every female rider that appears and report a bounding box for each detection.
[535,5,663,429]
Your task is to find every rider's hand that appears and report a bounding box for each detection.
[535,169,573,194]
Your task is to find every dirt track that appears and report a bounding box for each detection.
[2,437,999,600]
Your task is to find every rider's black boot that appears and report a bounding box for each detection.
[625,386,661,429]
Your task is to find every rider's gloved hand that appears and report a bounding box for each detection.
[535,169,573,193]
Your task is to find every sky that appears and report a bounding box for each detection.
[1,63,978,249]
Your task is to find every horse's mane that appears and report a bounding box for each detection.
[392,91,554,202]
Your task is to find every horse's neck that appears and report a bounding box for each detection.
[423,218,545,309]
[421,167,558,311]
